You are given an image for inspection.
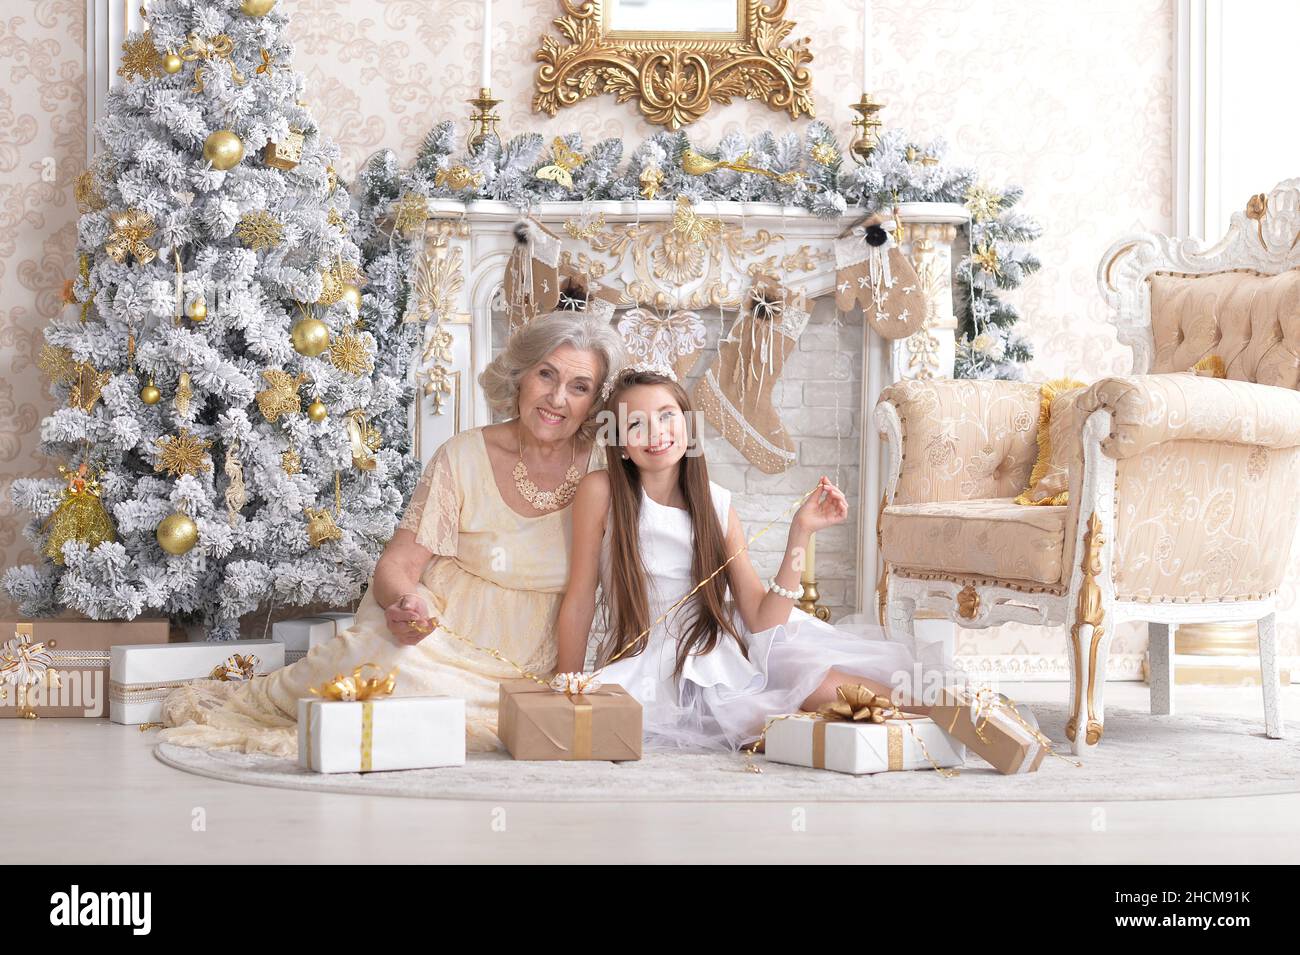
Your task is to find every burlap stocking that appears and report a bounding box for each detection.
[834,214,927,340]
[691,275,810,474]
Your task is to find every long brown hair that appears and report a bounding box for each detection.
[595,370,744,676]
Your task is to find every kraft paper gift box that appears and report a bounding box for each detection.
[297,696,465,773]
[272,612,355,663]
[497,679,642,761]
[1,618,170,719]
[109,639,285,725]
[764,714,966,775]
[924,687,1047,775]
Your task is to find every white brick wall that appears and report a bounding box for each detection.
[489,298,867,619]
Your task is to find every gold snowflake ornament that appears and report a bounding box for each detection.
[329,331,373,376]
[972,242,1002,276]
[155,428,213,478]
[236,210,284,251]
[281,447,302,475]
[393,193,429,237]
[118,35,161,82]
[811,142,839,166]
[964,184,1004,223]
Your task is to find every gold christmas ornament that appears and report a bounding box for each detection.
[290,316,330,357]
[174,370,193,417]
[264,129,304,170]
[105,208,157,264]
[964,184,1004,224]
[393,193,430,236]
[224,443,247,525]
[156,511,198,555]
[180,32,245,93]
[139,380,161,405]
[681,148,803,185]
[203,130,244,171]
[241,0,277,17]
[329,331,372,376]
[535,138,586,190]
[811,142,839,166]
[154,428,213,478]
[256,48,274,77]
[306,398,328,423]
[255,369,306,422]
[339,283,362,312]
[670,195,722,243]
[972,241,1002,276]
[280,447,301,475]
[305,507,342,547]
[68,364,112,414]
[41,465,116,565]
[118,35,161,82]
[346,411,381,470]
[433,165,484,192]
[639,163,663,200]
[236,210,284,251]
[316,261,363,306]
[162,52,183,74]
[185,297,207,321]
[74,170,106,213]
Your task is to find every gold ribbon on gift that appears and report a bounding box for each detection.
[305,664,398,772]
[209,653,259,682]
[929,684,1081,769]
[570,694,593,760]
[810,718,906,771]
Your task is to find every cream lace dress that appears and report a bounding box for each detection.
[158,426,604,755]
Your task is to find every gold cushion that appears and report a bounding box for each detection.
[1015,377,1086,506]
[881,497,1068,586]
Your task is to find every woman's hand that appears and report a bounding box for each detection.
[792,476,849,535]
[385,593,434,645]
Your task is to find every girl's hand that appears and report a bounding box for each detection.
[385,593,433,645]
[793,476,849,535]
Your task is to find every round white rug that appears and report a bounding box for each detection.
[153,701,1299,802]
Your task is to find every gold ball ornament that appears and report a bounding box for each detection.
[240,0,277,14]
[156,512,198,555]
[290,317,331,357]
[162,52,183,74]
[306,399,328,422]
[203,130,244,171]
[339,282,362,311]
[139,381,162,405]
[186,298,207,322]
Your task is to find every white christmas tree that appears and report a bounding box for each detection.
[4,0,417,639]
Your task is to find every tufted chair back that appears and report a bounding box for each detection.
[1147,269,1300,387]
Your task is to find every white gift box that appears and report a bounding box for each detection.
[297,696,465,774]
[109,639,285,725]
[764,715,965,775]
[272,612,355,663]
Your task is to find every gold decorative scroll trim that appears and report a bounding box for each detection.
[1067,511,1106,745]
[534,0,814,130]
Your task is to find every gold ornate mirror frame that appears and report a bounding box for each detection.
[533,0,814,130]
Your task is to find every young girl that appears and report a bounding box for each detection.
[555,368,922,752]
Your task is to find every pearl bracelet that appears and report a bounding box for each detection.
[767,577,802,600]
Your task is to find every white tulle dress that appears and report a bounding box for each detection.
[590,480,921,752]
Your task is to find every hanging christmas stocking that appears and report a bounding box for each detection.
[834,214,927,340]
[555,259,619,322]
[691,274,810,474]
[503,218,561,332]
[616,307,707,381]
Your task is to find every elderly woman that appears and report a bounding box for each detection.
[159,311,627,754]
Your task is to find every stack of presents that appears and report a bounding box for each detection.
[2,617,1049,777]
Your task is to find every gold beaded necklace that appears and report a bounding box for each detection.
[512,421,582,512]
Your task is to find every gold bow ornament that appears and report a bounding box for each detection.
[309,663,398,703]
[209,653,260,682]
[105,208,158,265]
[0,626,62,718]
[179,31,245,93]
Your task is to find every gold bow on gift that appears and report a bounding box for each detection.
[105,209,157,265]
[310,663,398,702]
[180,31,245,93]
[209,653,259,682]
[681,148,803,186]
[816,683,902,724]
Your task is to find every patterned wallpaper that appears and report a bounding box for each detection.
[7,0,1292,660]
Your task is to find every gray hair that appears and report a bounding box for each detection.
[479,310,627,441]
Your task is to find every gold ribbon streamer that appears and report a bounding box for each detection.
[571,695,592,760]
[360,700,374,772]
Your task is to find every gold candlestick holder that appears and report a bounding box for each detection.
[797,532,831,621]
[467,87,502,151]
[849,92,885,164]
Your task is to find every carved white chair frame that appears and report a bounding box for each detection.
[875,180,1300,755]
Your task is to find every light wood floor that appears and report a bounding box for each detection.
[5,681,1299,863]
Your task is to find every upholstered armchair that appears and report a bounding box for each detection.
[874,178,1300,755]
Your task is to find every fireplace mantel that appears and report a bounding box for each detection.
[407,198,970,613]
